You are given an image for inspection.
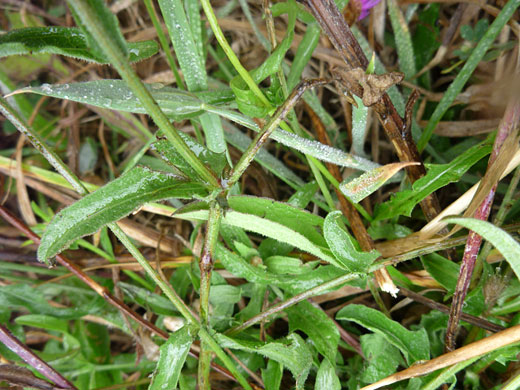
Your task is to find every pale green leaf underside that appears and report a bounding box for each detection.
[149,327,194,390]
[175,206,338,266]
[324,211,379,272]
[444,217,520,281]
[337,304,429,364]
[0,27,158,63]
[38,166,207,262]
[20,80,379,172]
[215,332,312,388]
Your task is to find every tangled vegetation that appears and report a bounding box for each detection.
[0,0,520,389]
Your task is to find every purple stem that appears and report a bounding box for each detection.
[0,324,76,389]
[445,100,520,351]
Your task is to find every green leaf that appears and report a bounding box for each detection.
[387,0,417,79]
[119,282,179,315]
[351,95,369,157]
[422,254,460,293]
[19,80,378,173]
[0,284,93,319]
[228,196,326,247]
[444,217,520,282]
[176,205,337,266]
[216,244,356,294]
[336,304,429,364]
[158,0,227,154]
[418,0,520,151]
[229,2,296,116]
[38,166,206,262]
[15,314,69,334]
[374,139,492,220]
[0,27,158,63]
[69,0,129,59]
[149,326,194,390]
[360,333,403,384]
[215,332,312,388]
[315,358,341,390]
[18,80,234,121]
[152,134,227,180]
[324,211,379,272]
[209,285,242,306]
[264,256,316,275]
[287,300,339,364]
[340,162,414,204]
[262,360,283,390]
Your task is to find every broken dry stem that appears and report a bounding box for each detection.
[361,325,520,390]
[301,0,446,228]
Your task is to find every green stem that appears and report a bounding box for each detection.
[200,0,271,108]
[0,93,248,388]
[199,328,253,390]
[143,0,185,89]
[226,272,361,335]
[67,0,219,188]
[226,79,326,189]
[198,201,222,390]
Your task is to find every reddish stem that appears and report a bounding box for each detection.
[445,100,520,351]
[0,324,76,389]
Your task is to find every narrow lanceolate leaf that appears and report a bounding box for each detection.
[374,139,492,221]
[69,0,128,59]
[0,27,158,63]
[175,206,338,266]
[152,134,227,180]
[418,0,520,151]
[387,0,417,79]
[340,162,417,204]
[315,359,341,390]
[337,304,430,364]
[287,300,339,364]
[324,211,380,272]
[38,166,207,262]
[215,332,312,388]
[158,0,227,154]
[18,80,379,173]
[351,95,369,157]
[444,217,520,281]
[149,326,194,390]
[16,80,234,121]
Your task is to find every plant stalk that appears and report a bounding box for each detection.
[226,79,327,189]
[198,201,222,390]
[445,99,520,351]
[300,0,447,235]
[67,0,219,188]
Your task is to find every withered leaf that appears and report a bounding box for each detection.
[342,68,404,107]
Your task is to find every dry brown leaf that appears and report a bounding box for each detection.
[361,325,520,390]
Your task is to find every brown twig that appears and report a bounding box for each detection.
[445,99,520,351]
[300,0,447,233]
[399,288,505,333]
